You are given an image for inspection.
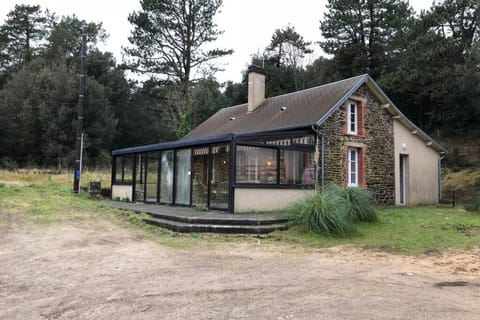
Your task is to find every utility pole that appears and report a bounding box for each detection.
[73,31,87,193]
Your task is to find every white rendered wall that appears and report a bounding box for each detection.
[234,188,314,212]
[394,120,440,205]
[112,185,133,202]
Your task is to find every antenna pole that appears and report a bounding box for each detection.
[73,31,87,193]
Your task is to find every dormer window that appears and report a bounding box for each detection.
[347,101,358,135]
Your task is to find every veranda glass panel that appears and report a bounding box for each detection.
[123,155,134,182]
[192,147,209,208]
[236,146,277,184]
[210,144,230,209]
[114,157,123,182]
[174,149,191,205]
[160,150,174,203]
[280,150,315,185]
[134,154,145,201]
[145,152,159,202]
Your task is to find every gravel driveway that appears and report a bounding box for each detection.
[1,211,479,320]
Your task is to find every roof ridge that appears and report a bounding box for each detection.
[218,74,369,112]
[266,74,368,101]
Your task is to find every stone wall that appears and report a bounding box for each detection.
[318,85,395,204]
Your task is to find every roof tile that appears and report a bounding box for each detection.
[182,74,367,141]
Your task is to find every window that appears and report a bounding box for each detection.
[134,154,145,201]
[160,150,174,203]
[114,157,123,182]
[236,145,315,186]
[347,101,358,134]
[236,146,277,184]
[348,147,358,187]
[174,149,192,205]
[247,158,259,181]
[210,144,230,209]
[145,152,159,203]
[113,155,134,183]
[280,150,315,185]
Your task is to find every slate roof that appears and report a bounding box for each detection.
[182,74,368,141]
[112,74,446,155]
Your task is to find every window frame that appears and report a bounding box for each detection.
[347,147,359,187]
[347,101,358,135]
[235,143,315,188]
[113,155,134,184]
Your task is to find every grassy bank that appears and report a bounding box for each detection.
[1,170,479,255]
[442,168,480,204]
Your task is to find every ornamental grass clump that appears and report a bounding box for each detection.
[342,186,377,222]
[288,184,377,236]
[288,186,353,236]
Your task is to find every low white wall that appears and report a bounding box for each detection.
[112,184,133,202]
[234,188,314,212]
[394,120,440,205]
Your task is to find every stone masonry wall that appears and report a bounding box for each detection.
[318,85,395,204]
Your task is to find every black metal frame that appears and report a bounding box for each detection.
[132,153,145,202]
[189,149,194,206]
[157,151,161,203]
[172,149,177,204]
[143,152,160,204]
[233,183,315,189]
[112,155,135,185]
[143,154,147,202]
[131,153,137,201]
[208,143,231,212]
[190,145,212,209]
[158,150,174,205]
[172,148,194,206]
[235,143,315,186]
[111,128,318,213]
[207,144,213,208]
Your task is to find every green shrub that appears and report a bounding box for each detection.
[342,187,377,222]
[288,184,377,236]
[288,186,353,236]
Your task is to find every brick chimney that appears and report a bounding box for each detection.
[247,65,266,113]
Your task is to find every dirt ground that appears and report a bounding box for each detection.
[1,212,480,320]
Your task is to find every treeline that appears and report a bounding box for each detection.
[0,0,478,169]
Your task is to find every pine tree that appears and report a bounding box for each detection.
[125,0,232,84]
[124,0,232,137]
[320,0,414,78]
[0,4,52,85]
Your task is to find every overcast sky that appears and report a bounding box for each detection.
[1,0,432,83]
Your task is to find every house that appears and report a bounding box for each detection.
[111,66,446,212]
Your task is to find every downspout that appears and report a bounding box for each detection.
[311,125,325,191]
[438,154,445,203]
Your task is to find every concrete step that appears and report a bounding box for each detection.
[145,217,289,234]
[146,211,288,226]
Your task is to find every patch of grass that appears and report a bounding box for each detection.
[0,170,236,249]
[271,206,480,255]
[1,170,480,255]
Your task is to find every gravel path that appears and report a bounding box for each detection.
[1,212,479,320]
